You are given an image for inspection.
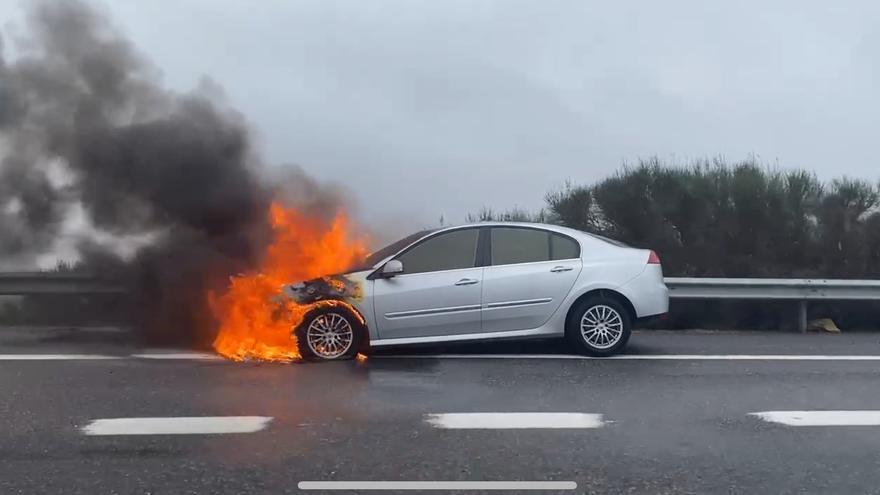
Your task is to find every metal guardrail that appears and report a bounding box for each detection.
[665,277,880,300]
[0,272,125,295]
[2,273,879,332]
[665,277,880,332]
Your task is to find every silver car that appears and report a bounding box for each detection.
[285,222,668,360]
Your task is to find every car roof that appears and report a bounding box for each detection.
[429,222,631,250]
[433,221,590,239]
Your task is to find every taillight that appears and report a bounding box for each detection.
[647,250,661,264]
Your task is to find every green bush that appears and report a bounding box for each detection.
[471,158,880,330]
[536,158,880,279]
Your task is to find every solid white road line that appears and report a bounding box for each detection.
[7,352,880,362]
[379,354,880,361]
[130,352,223,360]
[751,411,880,426]
[81,416,273,435]
[425,412,604,429]
[611,354,880,361]
[0,354,122,360]
[298,481,577,490]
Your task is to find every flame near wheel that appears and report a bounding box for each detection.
[296,308,364,361]
[306,312,354,358]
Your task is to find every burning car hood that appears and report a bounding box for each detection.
[282,271,370,306]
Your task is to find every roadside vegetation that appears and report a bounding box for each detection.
[470,158,880,331]
[474,158,880,279]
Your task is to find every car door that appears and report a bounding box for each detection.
[372,228,484,340]
[481,227,582,333]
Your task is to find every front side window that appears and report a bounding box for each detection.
[396,228,479,274]
[491,228,581,265]
[352,229,437,271]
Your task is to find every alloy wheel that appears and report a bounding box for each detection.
[306,312,354,359]
[580,304,624,350]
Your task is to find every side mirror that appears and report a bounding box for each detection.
[381,259,404,277]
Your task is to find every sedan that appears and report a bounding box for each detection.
[284,222,668,360]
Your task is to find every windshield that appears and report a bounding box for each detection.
[349,229,436,272]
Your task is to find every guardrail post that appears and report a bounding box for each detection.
[798,300,808,333]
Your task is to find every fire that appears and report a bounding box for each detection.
[210,202,368,362]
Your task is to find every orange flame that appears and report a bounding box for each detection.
[210,202,368,362]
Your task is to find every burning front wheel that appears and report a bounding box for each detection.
[296,309,362,361]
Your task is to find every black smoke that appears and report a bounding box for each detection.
[0,0,340,345]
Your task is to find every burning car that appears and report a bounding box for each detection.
[283,222,668,361]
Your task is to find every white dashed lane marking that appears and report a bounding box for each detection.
[80,416,273,435]
[751,411,880,426]
[425,413,605,429]
[298,481,578,491]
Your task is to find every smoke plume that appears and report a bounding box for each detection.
[0,0,342,344]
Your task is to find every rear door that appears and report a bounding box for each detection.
[481,227,582,333]
[373,228,484,340]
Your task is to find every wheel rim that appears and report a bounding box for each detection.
[580,304,624,350]
[306,312,353,359]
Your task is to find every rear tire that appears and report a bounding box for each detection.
[295,308,363,361]
[566,297,631,356]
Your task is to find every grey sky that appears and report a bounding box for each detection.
[2,0,878,232]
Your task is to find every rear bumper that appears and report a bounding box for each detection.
[636,312,669,326]
[618,265,669,318]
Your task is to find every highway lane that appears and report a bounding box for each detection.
[2,331,880,494]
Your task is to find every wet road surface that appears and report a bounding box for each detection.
[2,329,880,494]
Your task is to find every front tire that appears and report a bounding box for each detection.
[566,297,631,356]
[295,308,363,361]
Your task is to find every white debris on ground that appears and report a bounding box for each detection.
[807,318,841,333]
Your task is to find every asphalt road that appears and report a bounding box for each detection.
[2,329,880,494]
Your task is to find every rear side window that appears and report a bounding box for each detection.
[397,228,479,274]
[491,227,580,265]
[491,228,550,265]
[551,233,580,260]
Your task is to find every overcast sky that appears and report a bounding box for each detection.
[2,0,879,232]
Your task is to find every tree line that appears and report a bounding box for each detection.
[470,158,880,330]
[473,158,880,279]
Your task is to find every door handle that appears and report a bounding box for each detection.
[550,266,574,273]
[454,278,479,286]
